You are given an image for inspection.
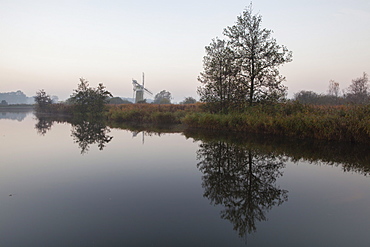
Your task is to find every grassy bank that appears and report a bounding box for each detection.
[183,103,370,143]
[43,102,370,143]
[106,103,202,124]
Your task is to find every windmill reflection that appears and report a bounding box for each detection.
[197,140,288,237]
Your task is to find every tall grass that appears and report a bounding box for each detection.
[106,103,202,124]
[46,102,370,143]
[183,103,370,143]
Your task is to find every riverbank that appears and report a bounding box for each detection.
[182,103,370,143]
[107,103,370,143]
[41,102,370,144]
[0,104,34,111]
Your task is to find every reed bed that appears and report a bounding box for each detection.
[46,102,370,143]
[106,103,203,124]
[183,103,370,143]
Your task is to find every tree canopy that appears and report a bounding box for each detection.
[153,90,172,104]
[180,97,197,104]
[198,4,292,112]
[70,78,112,115]
[34,89,53,111]
[345,72,369,104]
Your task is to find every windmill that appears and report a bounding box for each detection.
[132,72,153,103]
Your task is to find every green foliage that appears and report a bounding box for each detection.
[1,100,8,105]
[70,78,112,116]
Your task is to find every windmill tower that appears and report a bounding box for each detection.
[132,73,153,103]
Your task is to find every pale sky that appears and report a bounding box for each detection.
[1,0,369,102]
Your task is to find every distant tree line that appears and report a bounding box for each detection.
[0,90,36,104]
[294,72,369,105]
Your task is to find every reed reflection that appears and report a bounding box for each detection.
[197,140,288,237]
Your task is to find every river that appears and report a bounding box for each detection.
[1,110,369,246]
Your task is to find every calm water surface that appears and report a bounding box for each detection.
[1,111,369,246]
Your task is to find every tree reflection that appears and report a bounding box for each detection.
[34,116,54,135]
[71,119,113,154]
[197,140,288,237]
[35,114,113,154]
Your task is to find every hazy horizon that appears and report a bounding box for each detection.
[1,0,369,102]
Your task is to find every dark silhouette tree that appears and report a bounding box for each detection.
[345,72,369,104]
[34,89,53,112]
[199,4,292,110]
[198,38,242,112]
[70,78,112,116]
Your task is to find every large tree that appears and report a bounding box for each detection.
[199,4,292,109]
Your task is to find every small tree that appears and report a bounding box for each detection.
[345,72,369,104]
[0,100,8,106]
[294,90,319,105]
[180,97,197,104]
[153,90,172,104]
[70,78,112,115]
[34,89,52,111]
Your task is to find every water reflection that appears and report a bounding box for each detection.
[34,115,113,154]
[19,114,370,245]
[71,119,113,154]
[34,116,53,135]
[0,109,33,121]
[197,139,288,237]
[186,129,370,176]
[33,113,370,236]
